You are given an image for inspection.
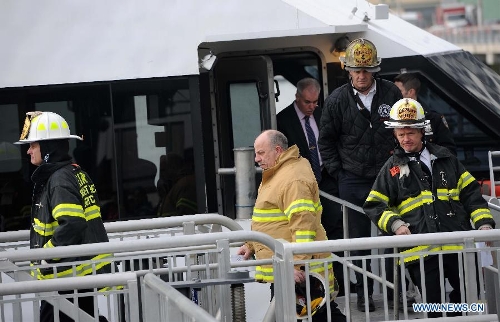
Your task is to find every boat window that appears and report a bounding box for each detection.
[112,78,196,220]
[0,77,199,230]
[229,82,262,149]
[417,80,498,178]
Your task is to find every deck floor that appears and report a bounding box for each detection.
[336,293,425,321]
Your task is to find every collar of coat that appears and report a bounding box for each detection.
[262,145,301,180]
[392,142,453,167]
[31,160,73,184]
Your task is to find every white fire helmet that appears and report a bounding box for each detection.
[385,98,430,129]
[339,38,381,72]
[295,271,331,319]
[14,111,83,144]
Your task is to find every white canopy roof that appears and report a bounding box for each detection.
[0,0,460,88]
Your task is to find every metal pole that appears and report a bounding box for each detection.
[234,147,257,219]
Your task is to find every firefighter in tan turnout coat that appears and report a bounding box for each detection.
[238,130,346,321]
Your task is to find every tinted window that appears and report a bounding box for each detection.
[0,77,198,231]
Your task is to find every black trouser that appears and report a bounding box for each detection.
[384,248,412,300]
[270,284,346,322]
[407,254,462,318]
[338,170,374,298]
[319,170,346,296]
[40,289,108,322]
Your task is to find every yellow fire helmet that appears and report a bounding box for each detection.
[295,271,329,320]
[385,98,430,129]
[14,111,83,144]
[340,38,381,72]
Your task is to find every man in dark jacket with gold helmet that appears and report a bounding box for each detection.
[319,38,402,312]
[15,111,112,322]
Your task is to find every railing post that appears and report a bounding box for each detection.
[464,238,479,306]
[216,239,233,322]
[127,276,141,322]
[274,240,296,322]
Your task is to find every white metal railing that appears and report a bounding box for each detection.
[0,230,275,322]
[488,151,500,199]
[1,209,499,322]
[274,229,500,322]
[0,213,244,251]
[142,273,219,322]
[0,271,139,322]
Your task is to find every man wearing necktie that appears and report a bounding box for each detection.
[277,78,347,296]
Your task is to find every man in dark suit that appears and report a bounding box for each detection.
[277,77,347,296]
[277,78,322,166]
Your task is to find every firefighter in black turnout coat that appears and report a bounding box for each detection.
[15,111,111,322]
[363,98,495,318]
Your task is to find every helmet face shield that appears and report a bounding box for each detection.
[341,38,381,72]
[15,111,83,144]
[385,98,430,129]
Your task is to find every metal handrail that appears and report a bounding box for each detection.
[0,230,275,263]
[143,273,219,322]
[0,213,243,244]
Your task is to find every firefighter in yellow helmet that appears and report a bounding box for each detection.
[363,98,495,318]
[14,111,111,322]
[319,38,402,312]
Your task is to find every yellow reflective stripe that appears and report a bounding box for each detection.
[310,262,333,274]
[470,208,493,224]
[366,190,389,203]
[378,209,399,232]
[436,189,448,201]
[397,191,433,215]
[53,203,85,220]
[284,199,320,220]
[42,240,61,260]
[436,188,459,201]
[43,239,55,248]
[401,245,442,262]
[400,244,463,263]
[255,266,274,282]
[458,171,474,190]
[295,231,316,242]
[176,198,197,211]
[33,218,58,236]
[49,121,60,131]
[99,285,124,292]
[36,253,113,279]
[448,189,460,200]
[84,205,102,221]
[252,208,287,222]
[442,244,464,251]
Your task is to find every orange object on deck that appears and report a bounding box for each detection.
[480,180,500,197]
